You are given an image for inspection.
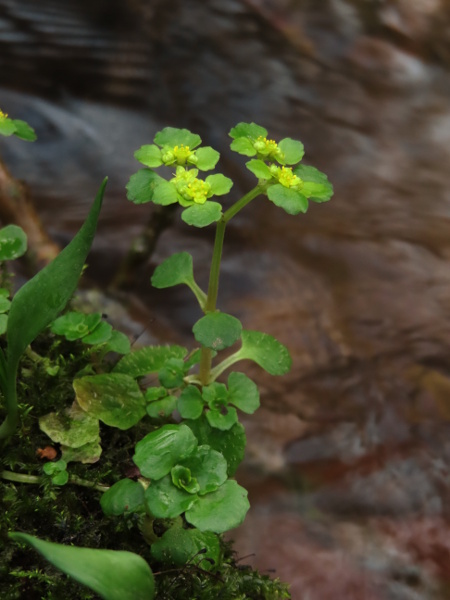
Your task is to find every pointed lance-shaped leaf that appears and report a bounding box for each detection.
[7,179,106,367]
[8,532,155,600]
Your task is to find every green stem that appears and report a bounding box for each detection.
[222,184,266,223]
[209,351,243,381]
[186,278,208,311]
[198,185,264,385]
[1,470,109,493]
[204,220,226,314]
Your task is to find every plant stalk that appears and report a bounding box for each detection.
[1,469,109,493]
[198,185,264,385]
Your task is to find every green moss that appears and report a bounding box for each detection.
[0,332,291,599]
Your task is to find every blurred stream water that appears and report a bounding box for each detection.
[2,1,450,597]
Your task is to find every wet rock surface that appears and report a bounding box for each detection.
[2,1,450,597]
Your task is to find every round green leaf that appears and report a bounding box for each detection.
[193,312,242,351]
[82,320,113,345]
[113,345,187,378]
[133,424,198,480]
[245,159,273,180]
[134,144,163,167]
[146,395,177,419]
[205,174,233,195]
[206,406,238,431]
[0,295,11,313]
[178,385,204,420]
[154,127,202,149]
[12,119,37,141]
[61,439,102,464]
[181,202,223,227]
[101,330,131,355]
[0,224,27,260]
[50,470,69,486]
[227,372,260,414]
[145,474,197,518]
[74,373,146,430]
[185,480,250,533]
[43,460,69,486]
[185,416,246,477]
[151,527,220,571]
[230,137,257,156]
[9,532,155,600]
[267,184,308,215]
[293,163,331,185]
[39,402,99,448]
[144,387,167,402]
[236,330,292,375]
[229,122,267,140]
[302,180,334,202]
[101,479,145,516]
[152,180,179,206]
[0,117,16,136]
[278,138,305,165]
[194,146,220,170]
[158,357,186,388]
[126,169,167,204]
[43,459,67,476]
[51,312,102,341]
[151,252,194,289]
[181,445,228,494]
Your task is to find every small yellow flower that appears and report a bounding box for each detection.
[253,136,284,161]
[0,110,9,120]
[173,144,194,163]
[276,166,303,190]
[171,166,212,206]
[186,179,211,204]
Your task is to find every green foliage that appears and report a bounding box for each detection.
[0,288,11,334]
[74,373,146,429]
[100,479,145,516]
[112,345,187,378]
[0,224,27,260]
[185,480,249,533]
[43,459,69,486]
[133,424,198,480]
[0,110,36,141]
[9,533,155,600]
[6,179,106,367]
[3,121,334,598]
[151,527,221,571]
[193,312,242,350]
[51,311,130,354]
[39,401,100,449]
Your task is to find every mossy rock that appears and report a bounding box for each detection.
[0,331,291,599]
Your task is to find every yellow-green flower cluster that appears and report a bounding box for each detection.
[162,144,198,167]
[269,165,303,190]
[253,136,284,162]
[171,167,211,206]
[134,127,219,172]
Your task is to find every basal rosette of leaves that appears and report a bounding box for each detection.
[102,423,250,535]
[126,127,233,228]
[229,121,334,215]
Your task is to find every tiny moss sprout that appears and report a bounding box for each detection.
[1,116,332,599]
